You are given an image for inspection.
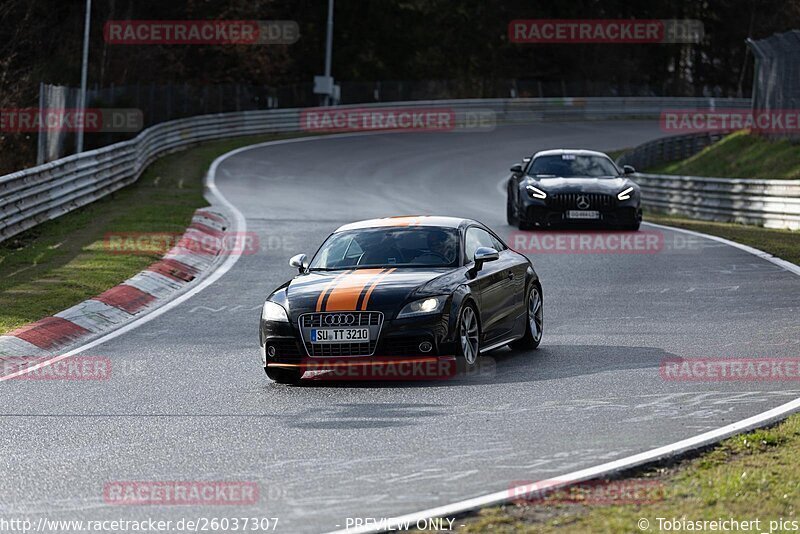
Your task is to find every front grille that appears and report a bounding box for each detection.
[301,312,382,328]
[299,311,384,357]
[548,192,615,210]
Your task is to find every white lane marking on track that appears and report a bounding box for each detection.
[7,132,800,529]
[0,132,401,381]
[329,395,800,534]
[327,219,800,534]
[644,221,800,276]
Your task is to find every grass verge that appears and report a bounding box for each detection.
[456,414,800,533]
[0,133,302,335]
[647,130,800,179]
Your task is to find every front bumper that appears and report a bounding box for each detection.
[259,311,456,366]
[520,196,641,228]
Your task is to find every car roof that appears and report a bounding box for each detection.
[335,216,470,232]
[532,148,611,159]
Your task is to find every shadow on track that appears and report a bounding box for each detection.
[272,344,676,389]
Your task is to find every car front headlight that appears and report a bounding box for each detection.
[526,185,547,199]
[617,186,635,201]
[396,296,448,319]
[261,301,289,322]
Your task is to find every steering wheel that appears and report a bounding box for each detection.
[417,250,449,263]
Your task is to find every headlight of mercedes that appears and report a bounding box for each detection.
[617,187,635,201]
[397,296,448,319]
[526,185,547,199]
[261,301,289,322]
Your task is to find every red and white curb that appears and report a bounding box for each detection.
[0,209,229,369]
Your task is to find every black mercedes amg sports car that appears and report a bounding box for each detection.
[506,149,642,230]
[259,216,543,384]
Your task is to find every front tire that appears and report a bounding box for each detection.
[457,303,481,371]
[510,284,543,350]
[506,192,519,226]
[265,365,303,384]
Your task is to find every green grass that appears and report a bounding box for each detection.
[648,130,800,179]
[457,415,800,533]
[0,133,301,334]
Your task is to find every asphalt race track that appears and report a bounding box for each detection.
[3,121,800,533]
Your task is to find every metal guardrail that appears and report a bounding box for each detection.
[0,97,750,242]
[635,173,800,230]
[616,132,800,230]
[616,131,731,170]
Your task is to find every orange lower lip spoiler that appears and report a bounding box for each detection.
[267,355,456,369]
[268,355,459,381]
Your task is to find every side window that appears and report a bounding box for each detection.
[464,227,496,261]
[489,233,506,251]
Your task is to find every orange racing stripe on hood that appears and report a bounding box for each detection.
[323,268,386,311]
[360,268,396,310]
[367,216,429,227]
[315,270,354,312]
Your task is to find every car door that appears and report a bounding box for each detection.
[464,226,512,344]
[487,229,528,335]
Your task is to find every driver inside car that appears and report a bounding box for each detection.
[412,229,457,265]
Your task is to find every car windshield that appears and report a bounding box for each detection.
[309,227,460,270]
[528,154,620,178]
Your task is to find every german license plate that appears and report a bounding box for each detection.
[567,210,600,219]
[310,328,370,343]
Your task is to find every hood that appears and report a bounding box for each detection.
[270,268,451,320]
[528,176,633,194]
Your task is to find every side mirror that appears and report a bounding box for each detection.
[473,247,499,272]
[623,165,636,175]
[289,253,308,273]
[510,163,524,174]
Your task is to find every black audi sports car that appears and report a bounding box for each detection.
[259,216,543,384]
[506,149,642,230]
